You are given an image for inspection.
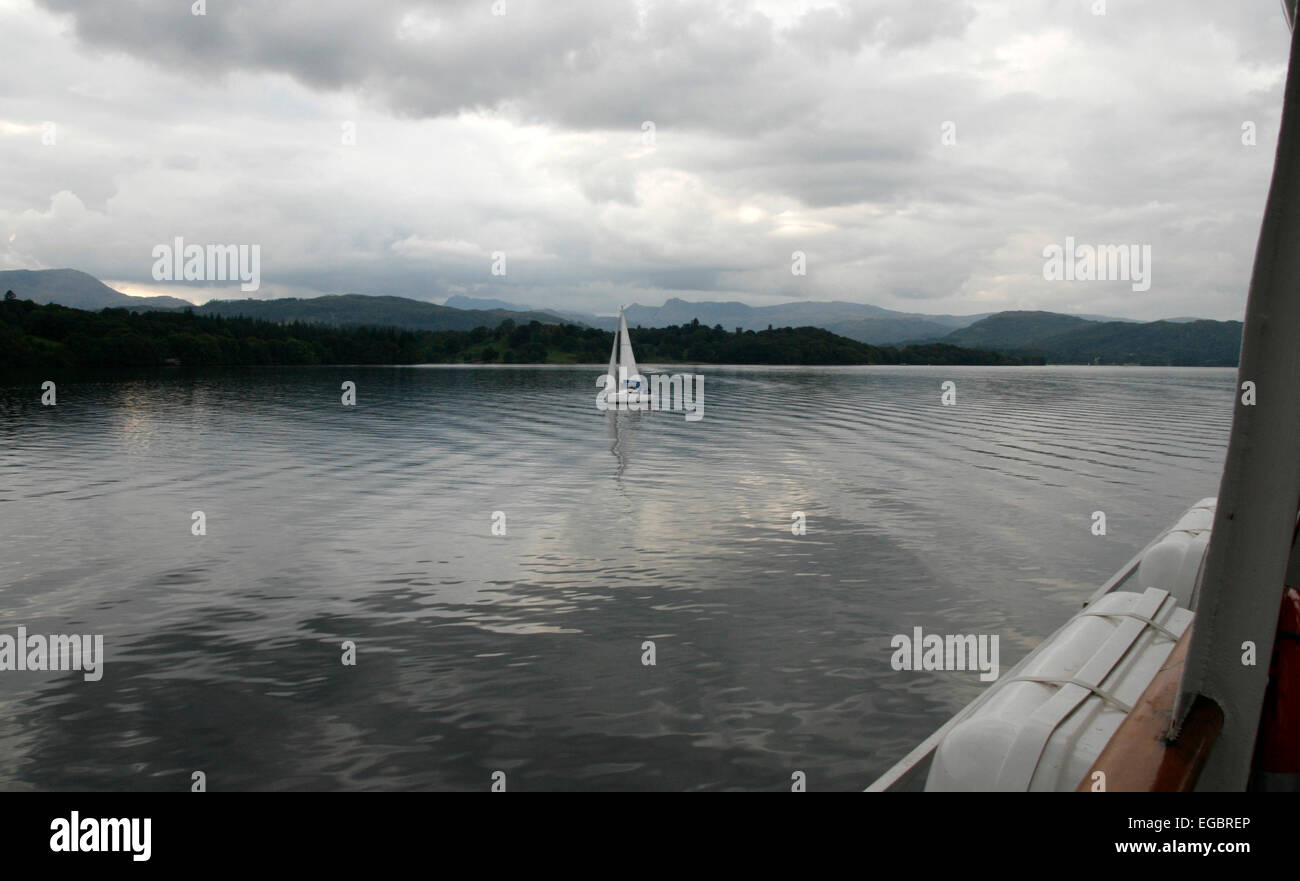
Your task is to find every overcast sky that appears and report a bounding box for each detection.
[0,0,1292,319]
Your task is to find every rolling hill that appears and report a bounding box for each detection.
[2,269,1236,363]
[1029,319,1242,366]
[0,268,192,311]
[940,311,1097,350]
[940,311,1242,365]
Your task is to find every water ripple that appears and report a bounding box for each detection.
[0,365,1233,790]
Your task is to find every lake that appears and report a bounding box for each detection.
[0,365,1234,790]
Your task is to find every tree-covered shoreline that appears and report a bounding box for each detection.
[0,296,1043,369]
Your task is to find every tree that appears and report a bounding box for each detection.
[4,290,14,301]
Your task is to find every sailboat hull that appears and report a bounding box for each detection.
[600,388,656,407]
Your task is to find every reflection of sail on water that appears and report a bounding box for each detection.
[606,409,637,477]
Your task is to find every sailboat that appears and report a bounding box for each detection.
[869,0,1300,792]
[601,307,653,407]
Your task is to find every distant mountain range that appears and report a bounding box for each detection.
[0,269,192,311]
[443,294,596,327]
[0,271,572,332]
[443,293,1145,344]
[193,294,568,332]
[1,269,1242,365]
[446,293,986,341]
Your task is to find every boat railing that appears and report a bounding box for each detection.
[866,514,1196,792]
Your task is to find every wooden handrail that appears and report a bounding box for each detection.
[1078,626,1223,792]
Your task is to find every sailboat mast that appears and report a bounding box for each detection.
[607,310,621,376]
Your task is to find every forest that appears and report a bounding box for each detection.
[0,295,1043,369]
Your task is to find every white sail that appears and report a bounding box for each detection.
[617,309,640,389]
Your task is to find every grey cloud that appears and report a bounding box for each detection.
[786,0,975,55]
[36,0,974,135]
[3,0,1292,321]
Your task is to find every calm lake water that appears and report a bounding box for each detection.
[0,365,1234,791]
